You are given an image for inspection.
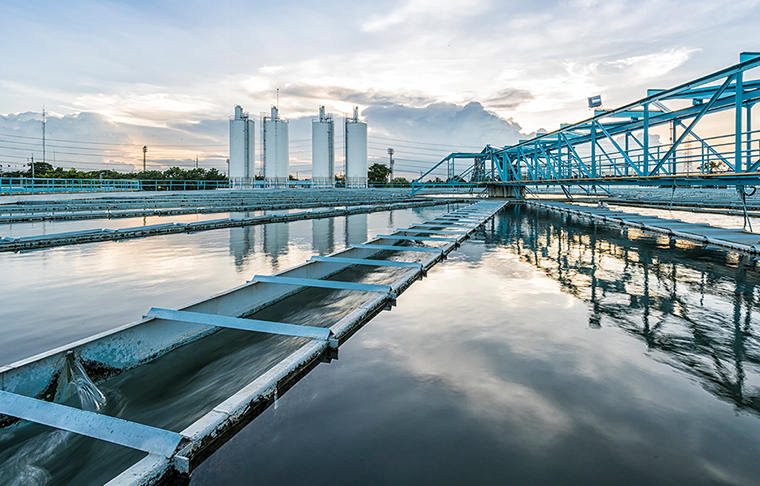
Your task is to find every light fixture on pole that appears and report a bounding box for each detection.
[387,148,394,182]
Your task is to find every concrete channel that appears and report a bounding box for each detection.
[0,198,466,252]
[0,190,429,222]
[0,199,507,485]
[527,200,760,254]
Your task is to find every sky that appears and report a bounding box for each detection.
[1,0,759,179]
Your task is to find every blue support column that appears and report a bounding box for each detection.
[671,121,677,175]
[643,103,650,175]
[747,102,753,170]
[591,122,597,177]
[736,70,744,172]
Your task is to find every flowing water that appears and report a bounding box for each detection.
[0,355,106,485]
[63,354,107,413]
[4,203,760,485]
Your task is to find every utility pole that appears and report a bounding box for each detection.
[387,148,394,182]
[195,156,199,169]
[142,146,147,172]
[42,106,46,165]
[31,154,34,178]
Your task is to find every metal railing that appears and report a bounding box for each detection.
[0,178,334,195]
[0,177,234,195]
[413,52,760,190]
[0,177,439,195]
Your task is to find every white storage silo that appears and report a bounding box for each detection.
[345,106,367,188]
[229,105,255,188]
[263,106,289,188]
[312,106,334,188]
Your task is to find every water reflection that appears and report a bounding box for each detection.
[345,213,368,246]
[229,222,256,269]
[494,205,760,418]
[263,223,289,266]
[311,218,335,255]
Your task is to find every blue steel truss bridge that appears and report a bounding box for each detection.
[412,52,760,198]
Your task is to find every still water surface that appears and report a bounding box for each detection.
[191,205,760,486]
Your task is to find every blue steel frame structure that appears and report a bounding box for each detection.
[412,53,760,195]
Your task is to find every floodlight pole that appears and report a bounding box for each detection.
[387,148,394,182]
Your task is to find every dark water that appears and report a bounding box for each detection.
[0,206,456,485]
[191,205,760,486]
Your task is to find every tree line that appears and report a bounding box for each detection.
[1,162,228,181]
[2,161,419,184]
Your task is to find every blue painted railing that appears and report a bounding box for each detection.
[0,177,454,195]
[0,178,333,195]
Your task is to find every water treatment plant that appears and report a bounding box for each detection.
[3,50,760,486]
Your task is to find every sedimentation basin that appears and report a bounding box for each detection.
[2,192,760,486]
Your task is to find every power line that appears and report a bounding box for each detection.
[0,131,227,148]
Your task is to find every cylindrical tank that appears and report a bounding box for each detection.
[345,106,367,188]
[312,106,334,188]
[229,105,255,189]
[263,106,289,188]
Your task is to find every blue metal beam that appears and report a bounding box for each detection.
[252,276,394,297]
[309,256,423,271]
[376,235,459,242]
[398,229,468,235]
[420,53,760,189]
[350,244,445,254]
[146,307,335,343]
[649,74,735,175]
[0,390,182,457]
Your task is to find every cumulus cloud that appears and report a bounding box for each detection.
[485,88,534,110]
[283,85,438,109]
[0,112,228,173]
[0,112,134,170]
[69,90,220,127]
[364,101,533,147]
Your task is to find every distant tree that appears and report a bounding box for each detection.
[203,168,227,181]
[29,161,54,176]
[0,162,232,186]
[368,163,391,183]
[709,160,727,174]
[389,177,409,187]
[135,170,165,180]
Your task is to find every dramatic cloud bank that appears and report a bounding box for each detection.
[1,0,759,176]
[0,100,532,179]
